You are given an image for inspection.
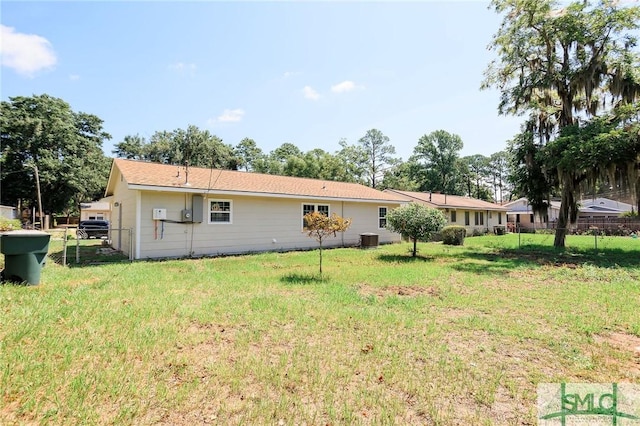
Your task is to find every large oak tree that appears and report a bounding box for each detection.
[1,94,111,219]
[483,0,640,247]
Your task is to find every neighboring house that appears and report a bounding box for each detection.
[0,205,17,220]
[578,197,633,219]
[384,189,508,234]
[103,159,407,260]
[505,197,634,229]
[79,201,112,222]
[503,197,561,230]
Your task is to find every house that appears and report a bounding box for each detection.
[103,159,407,260]
[578,197,633,219]
[384,189,508,234]
[79,201,112,222]
[503,197,560,230]
[504,197,633,230]
[0,205,17,220]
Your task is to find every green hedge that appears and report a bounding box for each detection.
[442,225,466,245]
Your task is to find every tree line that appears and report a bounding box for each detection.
[112,127,512,202]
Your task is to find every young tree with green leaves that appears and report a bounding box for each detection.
[483,0,640,247]
[303,211,352,275]
[386,203,447,258]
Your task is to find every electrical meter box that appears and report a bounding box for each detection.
[192,195,203,223]
[152,208,167,220]
[181,209,193,222]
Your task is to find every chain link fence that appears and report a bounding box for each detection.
[512,226,640,251]
[46,228,133,266]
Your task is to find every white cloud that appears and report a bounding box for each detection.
[0,25,57,77]
[282,71,301,79]
[302,85,321,101]
[169,62,197,74]
[331,80,364,94]
[208,108,245,125]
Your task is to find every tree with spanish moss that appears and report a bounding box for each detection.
[483,0,640,247]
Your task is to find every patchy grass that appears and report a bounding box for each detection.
[1,234,639,424]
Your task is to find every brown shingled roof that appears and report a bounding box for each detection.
[109,159,407,202]
[385,189,507,211]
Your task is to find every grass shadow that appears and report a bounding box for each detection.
[445,244,640,275]
[505,245,640,268]
[377,254,435,263]
[281,273,328,285]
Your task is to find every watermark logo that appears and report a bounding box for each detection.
[538,383,640,425]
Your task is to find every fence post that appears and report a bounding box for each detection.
[594,229,598,252]
[62,228,67,267]
[76,229,80,264]
[518,225,521,249]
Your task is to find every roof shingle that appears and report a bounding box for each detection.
[385,189,507,211]
[110,159,407,202]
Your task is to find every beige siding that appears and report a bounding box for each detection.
[109,170,137,257]
[445,208,506,234]
[135,192,402,259]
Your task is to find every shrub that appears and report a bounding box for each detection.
[441,225,466,245]
[386,203,447,257]
[0,217,22,231]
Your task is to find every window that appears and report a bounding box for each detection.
[474,212,484,226]
[450,210,457,223]
[530,214,535,223]
[303,204,315,217]
[379,207,387,228]
[209,200,232,223]
[302,203,329,228]
[464,211,470,226]
[498,212,502,225]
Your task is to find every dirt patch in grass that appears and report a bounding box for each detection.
[594,332,640,376]
[358,284,442,299]
[596,332,640,353]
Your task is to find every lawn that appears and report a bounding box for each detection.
[1,234,639,424]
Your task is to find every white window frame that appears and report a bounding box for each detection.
[302,203,330,228]
[209,199,233,224]
[378,206,388,229]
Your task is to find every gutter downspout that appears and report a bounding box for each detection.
[341,201,345,247]
[135,191,141,260]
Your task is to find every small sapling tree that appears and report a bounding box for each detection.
[386,203,447,257]
[303,211,352,275]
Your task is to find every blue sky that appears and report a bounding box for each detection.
[1,1,525,161]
